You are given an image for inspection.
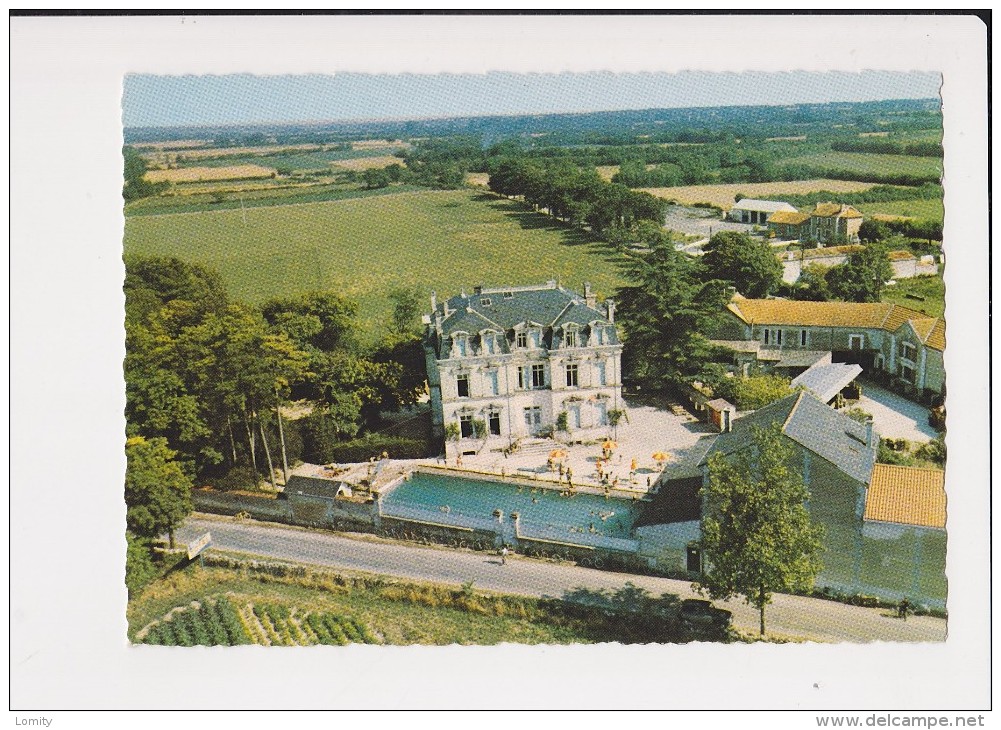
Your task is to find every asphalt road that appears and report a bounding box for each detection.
[176,514,947,644]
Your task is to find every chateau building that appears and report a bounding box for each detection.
[423,281,623,452]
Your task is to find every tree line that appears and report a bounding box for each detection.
[830,139,942,157]
[124,256,428,595]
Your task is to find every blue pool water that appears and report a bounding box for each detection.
[382,471,639,540]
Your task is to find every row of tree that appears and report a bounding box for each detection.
[488,158,666,235]
[123,256,428,595]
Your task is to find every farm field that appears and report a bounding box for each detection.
[465,172,490,187]
[127,564,607,646]
[858,197,945,221]
[124,182,423,217]
[330,155,405,172]
[123,189,628,338]
[638,179,878,209]
[778,151,942,179]
[882,274,946,318]
[144,164,277,184]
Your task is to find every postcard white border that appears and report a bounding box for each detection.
[9,13,991,713]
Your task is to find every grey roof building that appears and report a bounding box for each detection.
[423,281,624,451]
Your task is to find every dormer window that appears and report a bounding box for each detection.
[565,329,578,348]
[516,331,528,349]
[454,335,468,357]
[503,291,514,299]
[594,325,606,345]
[480,297,492,307]
[482,331,498,354]
[530,329,542,348]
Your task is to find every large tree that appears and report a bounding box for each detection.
[698,424,825,636]
[701,231,783,298]
[616,231,729,388]
[125,435,193,549]
[826,243,893,303]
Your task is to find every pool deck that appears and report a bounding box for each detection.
[420,396,718,498]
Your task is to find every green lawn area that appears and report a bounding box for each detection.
[123,189,629,339]
[883,275,946,318]
[858,197,945,221]
[779,152,943,179]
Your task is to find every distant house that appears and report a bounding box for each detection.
[712,296,945,399]
[767,210,812,240]
[809,202,864,245]
[423,281,624,452]
[728,198,797,225]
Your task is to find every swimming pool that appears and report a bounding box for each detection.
[381,470,639,542]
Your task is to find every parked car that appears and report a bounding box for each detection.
[679,599,732,628]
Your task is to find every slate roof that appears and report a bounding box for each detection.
[773,350,830,369]
[430,282,618,356]
[702,390,877,485]
[865,464,946,529]
[791,362,863,403]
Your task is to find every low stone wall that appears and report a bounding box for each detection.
[191,489,377,532]
[380,514,499,552]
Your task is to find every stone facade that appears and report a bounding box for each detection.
[424,281,624,453]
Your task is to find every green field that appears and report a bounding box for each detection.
[780,152,943,179]
[858,198,945,221]
[123,189,629,338]
[882,275,946,318]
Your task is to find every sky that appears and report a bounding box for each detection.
[123,70,941,128]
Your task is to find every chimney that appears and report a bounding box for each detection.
[584,282,596,308]
[473,284,483,295]
[606,299,615,323]
[460,287,467,298]
[430,291,437,313]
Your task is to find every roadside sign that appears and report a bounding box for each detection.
[187,532,212,560]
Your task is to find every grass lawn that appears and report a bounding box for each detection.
[882,275,946,318]
[123,189,629,340]
[127,560,714,646]
[779,152,942,180]
[858,197,945,221]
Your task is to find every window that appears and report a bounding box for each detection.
[488,412,501,436]
[503,291,514,299]
[480,297,492,307]
[763,328,783,346]
[596,361,607,386]
[596,402,608,426]
[486,370,499,396]
[456,374,470,398]
[517,366,527,390]
[901,342,916,361]
[524,406,542,431]
[900,363,916,383]
[455,336,467,357]
[530,330,542,348]
[594,326,606,345]
[516,331,528,349]
[531,364,546,389]
[565,363,579,387]
[848,334,865,351]
[459,414,474,438]
[800,329,808,347]
[565,329,578,348]
[482,333,495,354]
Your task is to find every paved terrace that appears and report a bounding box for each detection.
[426,395,718,497]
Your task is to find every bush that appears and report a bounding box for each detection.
[323,434,429,463]
[213,466,261,492]
[125,532,158,599]
[731,375,793,411]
